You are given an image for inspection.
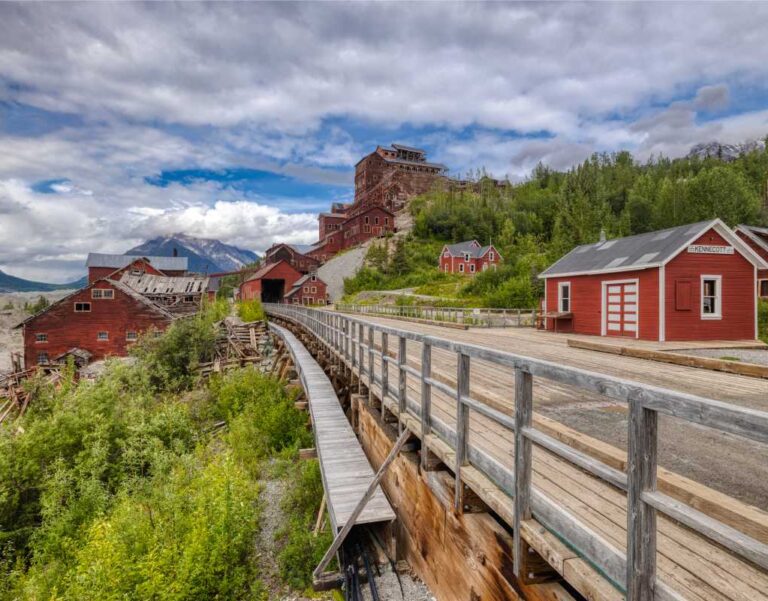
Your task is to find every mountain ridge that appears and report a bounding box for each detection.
[125,234,259,273]
[0,270,86,293]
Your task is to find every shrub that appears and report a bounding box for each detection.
[759,299,768,344]
[237,299,265,322]
[277,460,332,589]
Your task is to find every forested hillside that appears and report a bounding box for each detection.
[345,141,768,309]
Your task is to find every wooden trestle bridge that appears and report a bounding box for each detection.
[264,303,768,601]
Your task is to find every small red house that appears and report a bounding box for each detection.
[284,273,328,305]
[86,253,188,283]
[239,260,303,303]
[341,206,395,248]
[439,240,502,275]
[538,219,768,341]
[735,224,768,298]
[15,278,173,369]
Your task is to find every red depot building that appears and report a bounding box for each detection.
[439,240,502,275]
[538,219,767,341]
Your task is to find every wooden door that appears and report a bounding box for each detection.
[605,281,638,337]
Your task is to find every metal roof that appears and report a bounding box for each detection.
[736,224,768,255]
[381,157,447,170]
[119,272,209,295]
[392,143,426,154]
[444,240,487,258]
[539,219,768,278]
[86,253,188,271]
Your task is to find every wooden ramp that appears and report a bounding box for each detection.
[269,323,395,532]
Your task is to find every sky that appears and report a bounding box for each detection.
[2,2,768,282]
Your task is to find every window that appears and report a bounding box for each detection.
[92,288,114,299]
[374,217,380,225]
[311,274,317,282]
[443,250,450,257]
[464,253,471,261]
[760,280,768,298]
[37,352,49,364]
[558,282,571,312]
[489,251,495,261]
[74,302,91,312]
[97,331,109,341]
[482,263,488,271]
[304,286,309,293]
[126,331,138,341]
[35,333,48,343]
[184,295,194,302]
[459,264,464,273]
[364,225,370,233]
[469,264,476,273]
[384,217,389,226]
[311,286,317,293]
[701,275,722,319]
[364,216,370,224]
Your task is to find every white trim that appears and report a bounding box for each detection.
[557,281,571,312]
[541,262,662,279]
[759,278,768,298]
[658,265,665,342]
[756,267,760,340]
[736,225,768,256]
[700,274,722,320]
[600,278,640,339]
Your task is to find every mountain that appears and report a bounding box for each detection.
[0,270,86,293]
[687,139,766,162]
[126,234,260,273]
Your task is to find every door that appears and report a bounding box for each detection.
[604,280,638,337]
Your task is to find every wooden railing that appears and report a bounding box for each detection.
[264,303,768,601]
[335,302,536,328]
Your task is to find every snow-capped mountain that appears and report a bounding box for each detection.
[687,139,766,162]
[126,234,259,273]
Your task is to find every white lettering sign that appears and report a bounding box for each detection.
[687,245,734,255]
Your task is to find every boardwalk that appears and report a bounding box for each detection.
[269,323,395,531]
[267,305,768,601]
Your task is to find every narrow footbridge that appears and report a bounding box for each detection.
[266,304,768,601]
[269,322,395,531]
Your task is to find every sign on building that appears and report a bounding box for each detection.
[687,245,734,255]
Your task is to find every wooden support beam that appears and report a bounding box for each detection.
[514,367,533,579]
[313,428,411,582]
[299,447,317,460]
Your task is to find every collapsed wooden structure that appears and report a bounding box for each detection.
[266,303,768,601]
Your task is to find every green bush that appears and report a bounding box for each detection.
[277,460,332,589]
[759,299,768,344]
[237,299,266,322]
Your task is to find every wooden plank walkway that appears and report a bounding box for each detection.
[269,323,395,532]
[266,306,768,601]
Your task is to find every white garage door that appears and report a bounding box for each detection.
[605,282,638,337]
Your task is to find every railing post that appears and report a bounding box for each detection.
[454,352,470,512]
[398,336,407,433]
[367,326,374,387]
[420,340,432,470]
[358,323,365,375]
[513,367,533,578]
[627,401,657,601]
[381,332,389,400]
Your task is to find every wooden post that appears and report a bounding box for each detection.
[358,322,364,376]
[368,326,374,390]
[381,332,389,400]
[420,341,432,470]
[513,367,533,578]
[454,352,471,512]
[398,336,407,434]
[626,401,658,601]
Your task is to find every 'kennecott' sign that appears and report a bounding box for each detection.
[687,245,734,255]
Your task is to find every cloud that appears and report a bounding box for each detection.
[695,84,730,111]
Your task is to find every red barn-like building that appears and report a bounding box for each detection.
[439,240,501,275]
[262,243,320,275]
[239,260,303,303]
[538,220,768,341]
[735,224,768,298]
[284,273,328,305]
[85,253,188,283]
[16,278,173,368]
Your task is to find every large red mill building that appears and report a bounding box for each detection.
[305,143,448,263]
[539,219,768,341]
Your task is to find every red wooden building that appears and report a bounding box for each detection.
[340,206,395,248]
[439,240,501,274]
[284,273,328,305]
[239,260,303,303]
[538,220,768,341]
[86,253,188,283]
[16,278,174,368]
[735,224,768,298]
[262,243,320,274]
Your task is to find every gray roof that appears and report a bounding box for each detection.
[392,143,426,154]
[119,272,209,295]
[86,253,188,272]
[285,273,325,297]
[382,157,447,170]
[737,224,768,254]
[539,219,766,278]
[444,240,490,258]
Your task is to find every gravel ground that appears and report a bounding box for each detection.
[318,245,368,302]
[671,347,768,366]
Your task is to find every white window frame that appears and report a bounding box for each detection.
[35,333,48,343]
[700,274,722,320]
[97,331,109,341]
[558,281,571,313]
[459,264,464,273]
[489,251,495,261]
[126,331,138,341]
[759,278,768,298]
[91,288,114,299]
[464,253,471,261]
[469,263,476,273]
